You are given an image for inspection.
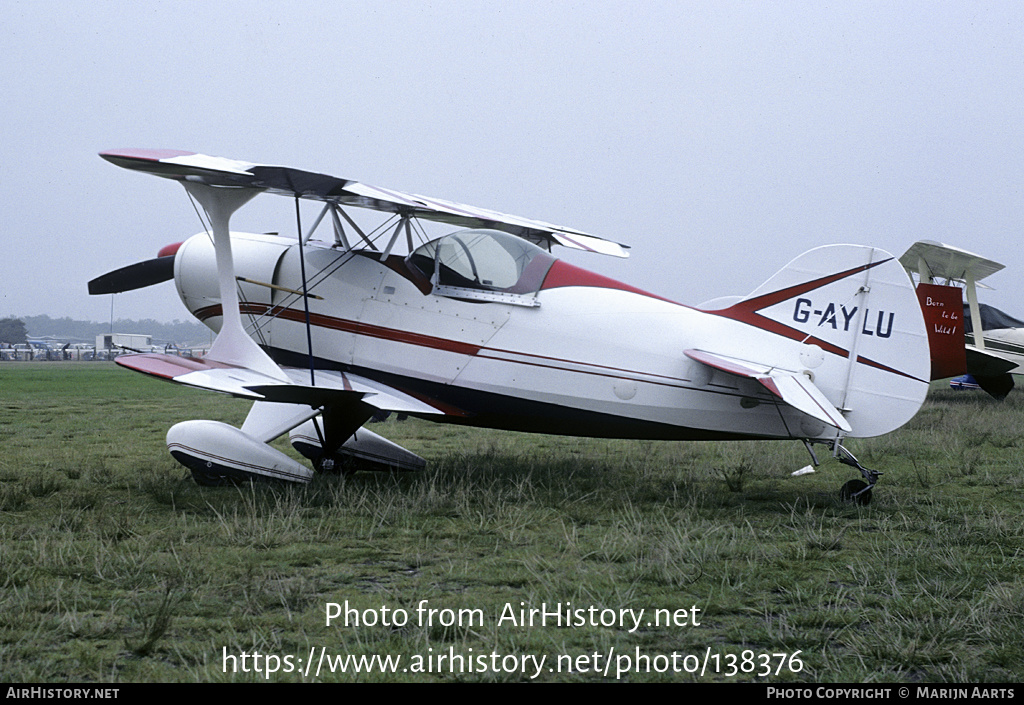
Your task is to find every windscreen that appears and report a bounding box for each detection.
[409,229,555,295]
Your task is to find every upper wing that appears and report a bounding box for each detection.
[99,148,629,258]
[899,240,1004,286]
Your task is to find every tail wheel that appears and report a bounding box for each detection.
[839,479,872,506]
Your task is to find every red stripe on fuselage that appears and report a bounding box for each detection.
[195,250,921,387]
[197,304,482,356]
[194,303,701,391]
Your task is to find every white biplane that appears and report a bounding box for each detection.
[90,149,932,504]
[900,240,1024,399]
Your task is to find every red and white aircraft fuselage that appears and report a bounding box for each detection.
[169,229,926,442]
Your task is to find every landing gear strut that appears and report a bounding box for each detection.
[834,443,879,506]
[800,440,880,505]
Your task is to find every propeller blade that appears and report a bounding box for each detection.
[88,256,175,295]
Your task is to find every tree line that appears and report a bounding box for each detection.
[1,315,211,346]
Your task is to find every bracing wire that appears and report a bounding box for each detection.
[228,202,439,344]
[185,189,212,239]
[295,196,316,386]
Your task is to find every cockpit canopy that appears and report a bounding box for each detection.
[408,229,556,304]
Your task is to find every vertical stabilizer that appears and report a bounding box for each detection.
[712,245,930,438]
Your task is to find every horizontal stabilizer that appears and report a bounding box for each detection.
[965,346,1018,377]
[684,349,852,433]
[705,244,929,438]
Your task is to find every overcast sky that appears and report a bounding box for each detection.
[3,1,1023,325]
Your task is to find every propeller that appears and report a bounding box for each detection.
[89,242,182,295]
[88,255,175,295]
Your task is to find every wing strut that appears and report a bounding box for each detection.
[380,213,413,261]
[180,181,287,381]
[965,274,985,351]
[329,205,352,250]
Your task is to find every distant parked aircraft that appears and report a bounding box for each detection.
[900,240,1022,399]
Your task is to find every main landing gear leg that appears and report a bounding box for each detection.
[832,442,879,506]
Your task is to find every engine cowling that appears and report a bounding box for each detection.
[167,420,313,485]
[174,231,294,331]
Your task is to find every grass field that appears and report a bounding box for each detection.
[1,362,1022,682]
